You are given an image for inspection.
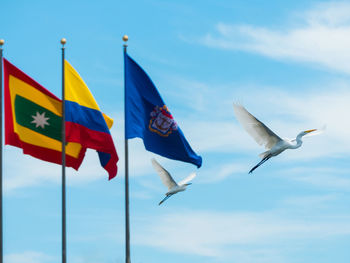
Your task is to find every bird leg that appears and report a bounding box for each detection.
[249,155,272,174]
[159,194,172,205]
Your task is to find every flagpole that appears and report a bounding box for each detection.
[60,38,67,263]
[122,35,131,263]
[0,38,5,263]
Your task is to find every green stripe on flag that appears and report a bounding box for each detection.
[14,95,62,141]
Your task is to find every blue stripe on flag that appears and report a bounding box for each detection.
[65,100,110,134]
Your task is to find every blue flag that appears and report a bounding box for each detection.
[124,53,202,168]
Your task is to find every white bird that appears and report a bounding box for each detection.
[151,158,196,205]
[233,103,323,173]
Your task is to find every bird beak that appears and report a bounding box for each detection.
[304,129,317,133]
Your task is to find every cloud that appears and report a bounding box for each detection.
[282,166,350,190]
[5,250,115,263]
[2,112,157,193]
[180,83,350,161]
[5,251,55,263]
[196,161,248,183]
[5,66,350,193]
[282,193,339,207]
[3,146,111,194]
[163,72,350,164]
[5,82,350,192]
[133,209,350,260]
[201,2,350,74]
[11,85,349,192]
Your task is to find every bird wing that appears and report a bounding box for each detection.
[178,172,196,186]
[151,158,177,190]
[233,104,282,150]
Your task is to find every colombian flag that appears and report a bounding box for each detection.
[64,60,119,179]
[4,58,86,169]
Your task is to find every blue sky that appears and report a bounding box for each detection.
[2,0,350,262]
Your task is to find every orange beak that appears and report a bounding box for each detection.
[304,129,317,133]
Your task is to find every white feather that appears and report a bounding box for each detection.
[178,173,196,186]
[233,103,282,150]
[151,158,177,190]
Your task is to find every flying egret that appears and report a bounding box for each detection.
[233,103,323,174]
[151,158,196,205]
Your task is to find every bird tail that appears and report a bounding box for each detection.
[259,151,269,159]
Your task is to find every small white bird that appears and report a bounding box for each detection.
[233,103,323,173]
[151,158,196,205]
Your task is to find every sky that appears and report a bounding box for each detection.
[2,0,350,262]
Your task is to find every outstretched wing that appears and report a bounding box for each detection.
[151,158,177,190]
[233,104,282,150]
[178,173,196,186]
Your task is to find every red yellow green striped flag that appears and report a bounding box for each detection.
[4,58,86,169]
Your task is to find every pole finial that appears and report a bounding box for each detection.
[122,35,129,43]
[60,38,67,46]
[0,39,4,46]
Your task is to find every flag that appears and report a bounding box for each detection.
[124,53,202,168]
[64,60,119,179]
[4,58,86,169]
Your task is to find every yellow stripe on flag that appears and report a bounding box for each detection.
[16,125,82,158]
[102,113,113,129]
[65,60,100,110]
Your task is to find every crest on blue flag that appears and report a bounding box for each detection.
[149,105,178,137]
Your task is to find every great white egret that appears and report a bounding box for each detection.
[151,158,196,205]
[233,103,323,174]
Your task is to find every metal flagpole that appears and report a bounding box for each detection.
[122,35,131,263]
[60,38,67,263]
[0,38,5,263]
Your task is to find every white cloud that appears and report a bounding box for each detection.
[164,71,350,167]
[196,161,248,183]
[282,193,339,207]
[133,209,350,260]
[201,2,350,74]
[2,112,156,193]
[5,83,350,192]
[3,146,111,194]
[181,84,350,162]
[284,168,350,190]
[5,76,350,192]
[5,251,55,263]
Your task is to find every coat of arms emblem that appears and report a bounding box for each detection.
[149,105,178,137]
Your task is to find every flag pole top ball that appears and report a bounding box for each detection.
[0,39,4,46]
[60,38,66,45]
[123,35,129,42]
